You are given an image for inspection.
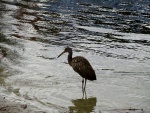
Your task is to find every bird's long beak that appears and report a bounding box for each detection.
[57,51,65,58]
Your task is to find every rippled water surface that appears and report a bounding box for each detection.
[0,0,150,113]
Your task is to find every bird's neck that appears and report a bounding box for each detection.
[68,51,72,65]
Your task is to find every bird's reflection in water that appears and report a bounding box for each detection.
[69,90,97,113]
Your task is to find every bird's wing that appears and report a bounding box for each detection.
[71,56,96,80]
[71,56,91,66]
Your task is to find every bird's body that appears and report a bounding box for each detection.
[70,56,96,81]
[58,47,96,91]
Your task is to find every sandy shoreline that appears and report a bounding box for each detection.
[0,96,30,113]
[0,95,46,113]
[0,95,145,113]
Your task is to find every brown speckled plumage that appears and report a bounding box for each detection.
[71,56,96,80]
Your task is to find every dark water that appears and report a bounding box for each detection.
[0,0,150,113]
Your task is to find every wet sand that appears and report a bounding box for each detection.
[0,95,145,113]
[0,96,31,113]
[0,96,46,113]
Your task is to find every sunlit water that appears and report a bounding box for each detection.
[0,0,150,113]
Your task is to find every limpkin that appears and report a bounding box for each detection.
[57,47,96,91]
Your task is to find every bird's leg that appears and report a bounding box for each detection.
[82,87,87,99]
[82,89,84,99]
[84,89,87,99]
[82,78,84,91]
[83,79,87,91]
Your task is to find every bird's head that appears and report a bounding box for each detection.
[57,47,72,58]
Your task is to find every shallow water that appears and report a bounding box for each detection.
[0,0,150,113]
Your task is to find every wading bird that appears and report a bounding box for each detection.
[57,47,96,91]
